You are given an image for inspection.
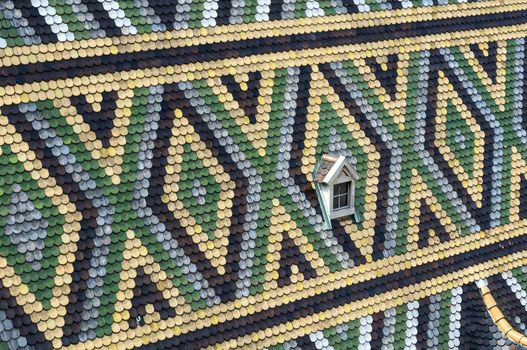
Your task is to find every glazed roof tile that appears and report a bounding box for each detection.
[0,1,526,350]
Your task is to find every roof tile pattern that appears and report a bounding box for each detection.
[0,1,526,350]
[0,0,487,46]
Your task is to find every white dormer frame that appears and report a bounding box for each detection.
[313,155,360,229]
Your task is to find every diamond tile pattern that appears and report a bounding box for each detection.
[0,1,526,350]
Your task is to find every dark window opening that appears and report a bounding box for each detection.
[333,182,351,210]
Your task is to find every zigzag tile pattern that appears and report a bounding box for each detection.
[1,1,527,350]
[0,0,488,46]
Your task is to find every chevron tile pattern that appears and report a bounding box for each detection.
[0,1,526,350]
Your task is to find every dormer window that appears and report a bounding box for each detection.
[333,181,351,211]
[313,154,360,229]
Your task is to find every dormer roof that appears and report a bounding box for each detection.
[314,154,359,185]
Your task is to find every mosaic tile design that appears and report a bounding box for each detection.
[0,0,490,46]
[1,1,527,350]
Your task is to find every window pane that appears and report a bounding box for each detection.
[334,182,349,196]
[341,194,349,208]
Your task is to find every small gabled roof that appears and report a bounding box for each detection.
[314,154,338,183]
[314,154,359,185]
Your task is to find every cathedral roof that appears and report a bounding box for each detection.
[0,1,526,349]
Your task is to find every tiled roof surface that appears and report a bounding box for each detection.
[314,155,337,183]
[0,0,486,46]
[0,1,527,350]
